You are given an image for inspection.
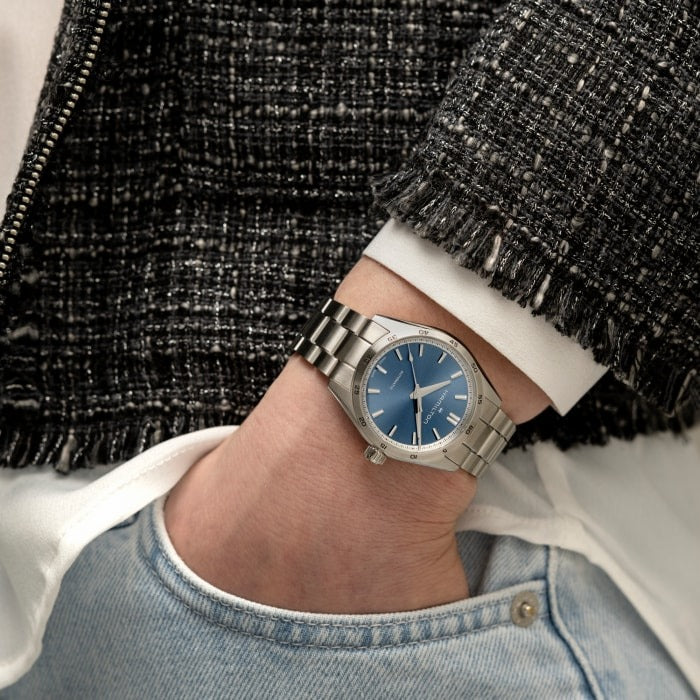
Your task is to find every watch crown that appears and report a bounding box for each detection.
[363,445,386,465]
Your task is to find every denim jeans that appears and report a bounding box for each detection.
[7,498,693,699]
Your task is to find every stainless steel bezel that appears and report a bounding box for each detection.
[348,319,487,471]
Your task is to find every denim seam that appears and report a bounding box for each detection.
[546,546,604,700]
[141,547,525,649]
[142,505,545,642]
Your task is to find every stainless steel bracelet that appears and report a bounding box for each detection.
[294,298,515,478]
[293,298,388,378]
[442,395,515,477]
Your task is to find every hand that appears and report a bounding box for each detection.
[165,257,552,614]
[408,347,423,446]
[407,345,420,394]
[415,405,422,447]
[410,379,452,401]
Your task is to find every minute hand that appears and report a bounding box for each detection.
[410,379,452,401]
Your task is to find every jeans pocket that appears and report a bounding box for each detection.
[18,497,592,700]
[141,497,548,650]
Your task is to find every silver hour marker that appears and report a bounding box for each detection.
[394,348,403,361]
[371,409,385,418]
[454,394,468,400]
[412,432,417,445]
[367,388,381,394]
[432,427,441,440]
[376,365,387,375]
[388,425,398,437]
[446,412,460,427]
[450,371,462,379]
[437,352,446,364]
[419,343,424,357]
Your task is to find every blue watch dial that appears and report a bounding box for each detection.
[363,339,471,449]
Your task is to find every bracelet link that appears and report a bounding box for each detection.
[294,299,386,377]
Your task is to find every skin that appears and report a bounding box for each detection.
[164,257,551,613]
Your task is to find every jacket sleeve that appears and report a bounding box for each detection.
[364,218,608,415]
[373,0,699,414]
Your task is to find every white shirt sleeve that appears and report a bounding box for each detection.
[363,219,608,415]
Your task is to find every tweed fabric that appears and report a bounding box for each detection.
[375,0,700,416]
[0,0,697,470]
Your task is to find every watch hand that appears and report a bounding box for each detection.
[413,379,452,400]
[407,345,419,391]
[407,346,422,446]
[416,406,422,447]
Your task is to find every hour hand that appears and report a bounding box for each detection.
[410,379,451,401]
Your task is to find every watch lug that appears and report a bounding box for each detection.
[372,315,426,336]
[480,379,502,408]
[328,377,356,421]
[328,362,354,394]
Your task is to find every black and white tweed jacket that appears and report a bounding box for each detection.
[0,0,697,470]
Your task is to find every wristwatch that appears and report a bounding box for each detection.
[293,298,516,477]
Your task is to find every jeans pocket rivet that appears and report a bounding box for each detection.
[511,591,539,628]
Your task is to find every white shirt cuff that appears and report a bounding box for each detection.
[363,219,607,415]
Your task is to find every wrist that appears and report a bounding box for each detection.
[165,361,474,612]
